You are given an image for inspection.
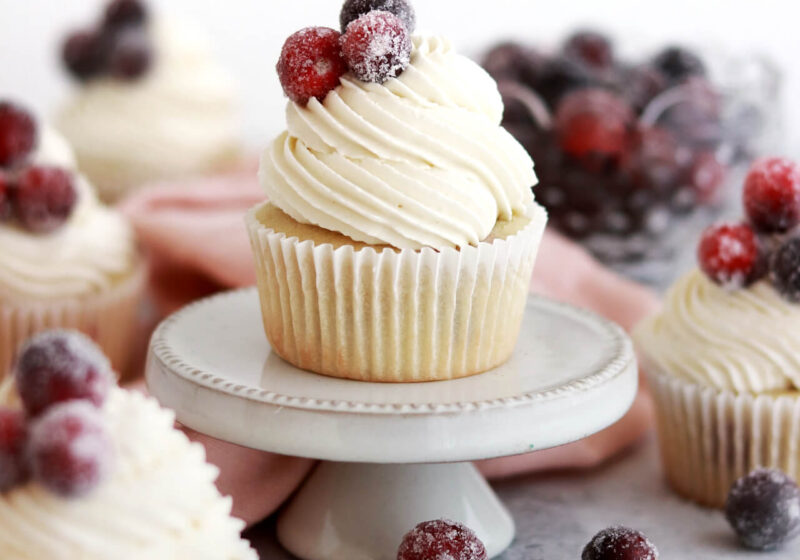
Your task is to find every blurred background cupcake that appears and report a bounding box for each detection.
[0,100,144,379]
[55,0,242,203]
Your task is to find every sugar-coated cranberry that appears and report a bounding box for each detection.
[623,64,668,113]
[555,89,635,164]
[0,102,36,169]
[687,151,726,204]
[629,127,683,196]
[340,0,416,33]
[0,170,12,221]
[726,468,800,551]
[563,30,614,71]
[743,157,800,233]
[28,401,112,498]
[657,78,722,148]
[397,519,488,560]
[277,27,348,105]
[108,29,152,80]
[341,11,411,84]
[770,238,800,302]
[582,526,659,560]
[697,222,761,288]
[14,330,113,417]
[14,165,77,234]
[652,46,706,83]
[103,0,148,30]
[482,42,546,89]
[0,408,29,492]
[536,56,593,109]
[62,30,109,82]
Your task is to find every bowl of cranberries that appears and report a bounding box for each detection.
[482,30,781,288]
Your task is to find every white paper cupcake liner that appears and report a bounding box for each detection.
[246,202,547,382]
[0,262,146,381]
[646,364,800,508]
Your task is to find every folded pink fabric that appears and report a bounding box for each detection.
[121,169,659,526]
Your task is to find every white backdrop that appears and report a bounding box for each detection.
[1,0,799,154]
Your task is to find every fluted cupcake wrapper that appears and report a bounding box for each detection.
[246,203,547,382]
[646,364,800,508]
[0,263,146,381]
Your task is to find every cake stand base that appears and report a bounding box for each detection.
[277,461,514,560]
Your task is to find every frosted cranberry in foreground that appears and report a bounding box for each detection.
[341,10,411,84]
[697,222,761,288]
[397,519,488,560]
[0,102,36,168]
[582,526,659,560]
[14,165,78,234]
[339,0,416,33]
[743,157,800,233]
[277,27,348,105]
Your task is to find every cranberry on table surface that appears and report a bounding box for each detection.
[582,526,659,560]
[340,0,416,33]
[743,157,800,233]
[397,519,488,560]
[14,165,78,234]
[651,46,706,83]
[770,238,800,302]
[341,11,411,84]
[726,468,800,551]
[277,27,348,106]
[0,408,29,492]
[0,102,37,169]
[14,330,113,417]
[28,401,113,498]
[62,30,109,82]
[563,30,615,71]
[103,0,148,30]
[697,222,761,288]
[108,29,153,80]
[0,170,13,221]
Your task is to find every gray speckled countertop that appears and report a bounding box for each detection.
[246,435,800,559]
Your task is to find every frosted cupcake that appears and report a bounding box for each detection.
[636,157,800,507]
[247,1,547,382]
[0,101,144,378]
[56,0,240,203]
[0,330,256,559]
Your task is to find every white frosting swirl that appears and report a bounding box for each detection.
[635,269,800,392]
[0,388,257,560]
[0,127,138,299]
[260,36,537,250]
[57,19,240,200]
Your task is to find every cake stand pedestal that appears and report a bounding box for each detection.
[146,288,637,560]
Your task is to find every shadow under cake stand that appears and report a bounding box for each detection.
[145,288,637,560]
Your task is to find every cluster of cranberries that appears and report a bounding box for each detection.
[483,31,730,246]
[62,0,152,82]
[277,0,415,106]
[0,102,78,234]
[0,331,115,498]
[697,157,800,299]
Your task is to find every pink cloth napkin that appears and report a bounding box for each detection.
[120,170,658,526]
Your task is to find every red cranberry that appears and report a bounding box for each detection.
[623,64,668,112]
[652,46,706,84]
[743,157,800,233]
[62,30,109,82]
[14,330,113,417]
[341,11,411,84]
[14,165,78,234]
[657,77,722,149]
[687,151,726,204]
[108,29,152,80]
[28,401,113,498]
[726,468,800,551]
[0,102,36,168]
[770,238,800,302]
[103,0,148,30]
[340,0,416,33]
[582,526,659,559]
[0,170,12,221]
[563,30,614,71]
[536,56,593,109]
[482,42,546,89]
[629,127,683,195]
[0,408,29,492]
[697,222,761,288]
[397,519,488,560]
[277,27,348,106]
[555,88,635,164]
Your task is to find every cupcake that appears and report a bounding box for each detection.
[247,2,547,382]
[56,0,241,203]
[0,330,257,559]
[635,157,800,507]
[0,101,144,379]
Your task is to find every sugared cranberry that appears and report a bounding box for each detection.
[0,409,29,492]
[103,0,148,30]
[0,170,12,221]
[770,238,800,302]
[743,157,800,233]
[623,64,668,113]
[397,519,488,560]
[563,30,614,71]
[697,222,761,288]
[340,0,416,33]
[14,165,77,234]
[652,46,706,83]
[62,30,109,82]
[536,56,593,109]
[0,102,36,168]
[657,78,722,149]
[629,127,683,196]
[108,29,152,80]
[582,526,659,560]
[555,89,635,164]
[482,42,546,88]
[687,151,726,204]
[28,401,112,498]
[14,330,113,417]
[726,468,800,551]
[277,27,348,105]
[341,11,411,84]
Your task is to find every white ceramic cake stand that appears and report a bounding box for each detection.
[145,288,637,560]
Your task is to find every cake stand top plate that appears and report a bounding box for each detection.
[146,288,637,463]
